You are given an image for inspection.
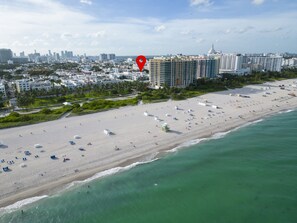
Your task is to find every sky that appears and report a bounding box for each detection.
[0,0,296,56]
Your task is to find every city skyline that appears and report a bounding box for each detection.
[0,0,296,55]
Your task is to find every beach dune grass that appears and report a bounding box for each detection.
[0,106,73,129]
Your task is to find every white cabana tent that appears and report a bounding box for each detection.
[104,129,111,135]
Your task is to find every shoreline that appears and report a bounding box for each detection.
[1,79,297,210]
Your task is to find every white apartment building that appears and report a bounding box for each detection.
[16,79,53,92]
[30,80,52,91]
[61,80,78,89]
[16,79,30,92]
[249,56,283,72]
[219,54,250,75]
[283,58,297,67]
[0,82,7,98]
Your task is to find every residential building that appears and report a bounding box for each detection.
[150,57,199,88]
[107,54,116,60]
[219,54,250,75]
[30,80,52,91]
[197,58,220,78]
[15,79,30,92]
[99,54,108,61]
[248,55,283,72]
[0,82,7,98]
[283,58,297,68]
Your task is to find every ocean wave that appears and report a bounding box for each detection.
[65,157,159,190]
[167,119,264,153]
[0,157,159,214]
[279,109,294,114]
[0,195,48,214]
[167,138,209,153]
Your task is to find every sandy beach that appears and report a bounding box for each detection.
[1,79,297,208]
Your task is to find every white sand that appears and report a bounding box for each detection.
[1,79,297,207]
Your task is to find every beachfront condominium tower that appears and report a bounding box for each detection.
[149,57,197,88]
[196,58,220,78]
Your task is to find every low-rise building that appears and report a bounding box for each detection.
[16,79,30,92]
[30,80,52,91]
[0,81,7,98]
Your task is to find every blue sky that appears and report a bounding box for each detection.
[0,0,296,55]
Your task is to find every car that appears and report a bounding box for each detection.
[69,141,76,145]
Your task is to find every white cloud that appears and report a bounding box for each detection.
[93,31,106,38]
[259,26,284,33]
[154,25,166,32]
[190,0,212,7]
[0,0,296,55]
[80,0,92,5]
[195,38,205,43]
[61,33,73,40]
[252,0,265,5]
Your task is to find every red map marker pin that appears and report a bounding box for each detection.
[136,55,147,72]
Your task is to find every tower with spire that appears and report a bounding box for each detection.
[208,44,217,56]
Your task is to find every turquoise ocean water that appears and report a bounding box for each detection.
[1,110,297,223]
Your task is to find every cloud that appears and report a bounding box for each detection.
[223,26,254,34]
[154,25,166,32]
[80,0,92,5]
[190,0,212,7]
[61,33,73,40]
[251,0,265,5]
[0,0,296,55]
[259,27,284,33]
[195,38,205,43]
[88,31,106,38]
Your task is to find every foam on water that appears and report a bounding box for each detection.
[0,195,48,215]
[167,119,264,153]
[279,109,294,114]
[65,157,159,190]
[0,157,159,215]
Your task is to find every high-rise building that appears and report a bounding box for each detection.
[149,56,219,88]
[197,58,220,78]
[107,54,116,60]
[99,53,108,61]
[0,49,13,63]
[248,55,283,72]
[218,54,251,75]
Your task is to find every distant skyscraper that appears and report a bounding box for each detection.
[99,53,108,61]
[20,51,25,57]
[107,54,116,60]
[0,49,13,63]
